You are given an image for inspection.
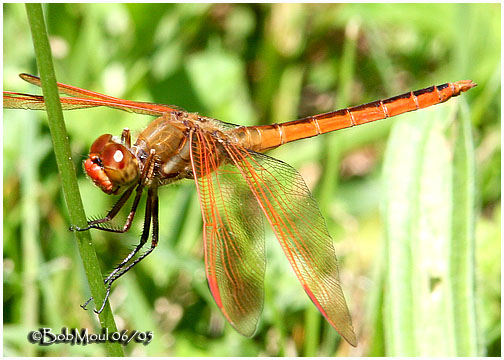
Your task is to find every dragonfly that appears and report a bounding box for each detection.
[4,73,476,347]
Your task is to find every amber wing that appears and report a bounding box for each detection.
[190,129,356,345]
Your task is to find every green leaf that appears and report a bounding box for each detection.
[382,103,478,356]
[451,101,479,356]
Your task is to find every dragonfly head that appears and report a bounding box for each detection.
[84,134,140,195]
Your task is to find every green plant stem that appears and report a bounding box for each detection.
[25,4,123,356]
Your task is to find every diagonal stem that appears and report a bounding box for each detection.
[24,4,123,356]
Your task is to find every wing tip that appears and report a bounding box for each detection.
[19,73,37,82]
[341,327,358,347]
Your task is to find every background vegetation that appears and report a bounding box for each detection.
[3,3,500,356]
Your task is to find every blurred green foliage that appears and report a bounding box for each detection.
[3,3,500,356]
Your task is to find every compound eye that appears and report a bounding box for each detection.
[101,143,132,171]
[90,134,113,153]
[100,143,139,187]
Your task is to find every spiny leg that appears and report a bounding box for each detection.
[79,183,145,310]
[71,183,139,232]
[81,185,151,311]
[93,184,159,314]
[81,150,159,312]
[77,183,145,311]
[102,183,153,285]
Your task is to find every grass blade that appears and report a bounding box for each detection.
[451,101,479,356]
[24,4,123,356]
[382,102,478,356]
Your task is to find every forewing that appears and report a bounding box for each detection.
[223,145,357,346]
[4,73,182,115]
[189,130,265,336]
[3,92,169,115]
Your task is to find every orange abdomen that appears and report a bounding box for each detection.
[238,80,476,152]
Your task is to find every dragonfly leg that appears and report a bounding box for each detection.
[92,184,159,314]
[80,296,94,310]
[101,183,155,284]
[80,187,151,311]
[71,183,139,232]
[82,150,159,314]
[79,183,145,310]
[121,128,131,148]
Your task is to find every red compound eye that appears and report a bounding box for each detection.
[101,143,130,170]
[90,134,113,153]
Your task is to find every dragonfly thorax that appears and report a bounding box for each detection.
[133,114,201,184]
